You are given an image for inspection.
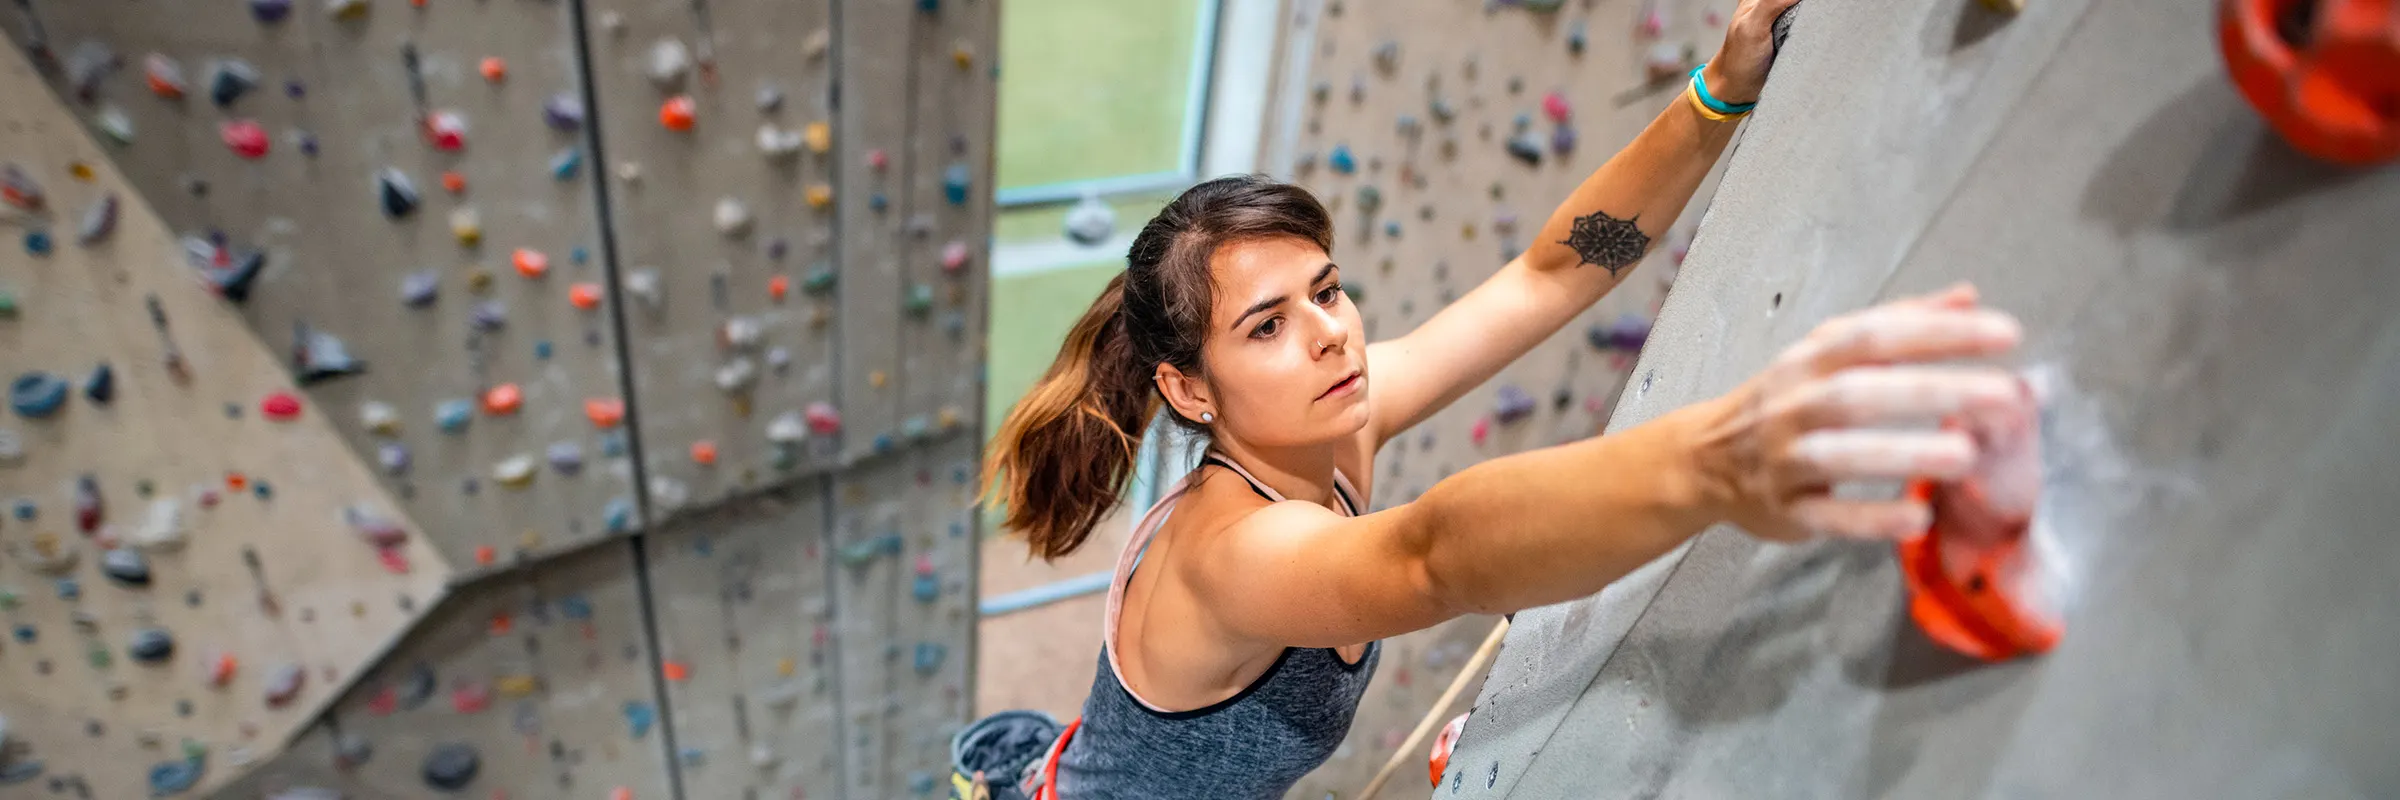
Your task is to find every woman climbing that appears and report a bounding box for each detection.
[972,0,2035,796]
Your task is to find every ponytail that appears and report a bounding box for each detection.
[982,273,1159,560]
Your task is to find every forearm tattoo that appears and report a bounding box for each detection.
[1559,210,1651,277]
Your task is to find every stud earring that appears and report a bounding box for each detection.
[1200,412,1214,423]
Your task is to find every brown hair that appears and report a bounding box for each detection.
[982,175,1335,560]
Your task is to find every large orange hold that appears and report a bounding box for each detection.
[482,383,523,415]
[569,282,604,310]
[512,248,549,278]
[478,56,507,83]
[585,398,625,428]
[2220,0,2400,165]
[663,661,690,682]
[659,95,697,131]
[690,440,718,465]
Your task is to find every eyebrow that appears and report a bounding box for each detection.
[1230,262,1339,332]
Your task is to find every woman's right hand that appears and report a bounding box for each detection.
[1689,283,2034,542]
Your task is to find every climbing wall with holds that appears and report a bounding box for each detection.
[216,542,675,799]
[1448,0,2400,795]
[643,491,842,799]
[1270,0,1736,794]
[829,437,983,800]
[0,0,646,571]
[0,49,450,798]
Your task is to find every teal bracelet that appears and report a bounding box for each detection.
[1688,64,1757,115]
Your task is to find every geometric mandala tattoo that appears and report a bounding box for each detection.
[1558,210,1651,277]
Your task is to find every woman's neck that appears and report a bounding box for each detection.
[1209,439,1340,508]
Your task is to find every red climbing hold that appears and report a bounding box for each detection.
[659,95,697,131]
[512,248,549,278]
[474,545,497,565]
[376,546,411,574]
[209,653,240,688]
[261,391,303,420]
[451,682,492,713]
[423,110,468,151]
[690,440,718,465]
[478,56,507,83]
[805,402,842,435]
[441,171,467,194]
[1470,417,1491,446]
[767,275,790,302]
[366,685,398,716]
[584,398,625,429]
[222,120,271,159]
[1542,90,1571,123]
[2219,0,2400,165]
[482,383,523,415]
[662,661,690,682]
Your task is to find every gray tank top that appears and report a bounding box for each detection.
[1051,455,1381,799]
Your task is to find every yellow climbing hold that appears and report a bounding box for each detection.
[804,122,831,154]
[778,657,796,677]
[806,183,833,209]
[869,370,887,388]
[519,529,542,551]
[68,162,94,181]
[466,268,494,292]
[951,40,974,69]
[495,674,540,697]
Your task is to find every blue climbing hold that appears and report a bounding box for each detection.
[912,573,938,603]
[83,363,114,404]
[600,431,628,457]
[11,372,70,418]
[873,433,895,453]
[435,399,473,433]
[249,0,292,22]
[10,499,32,520]
[901,415,930,441]
[692,537,713,557]
[558,594,594,620]
[55,578,78,600]
[24,230,51,256]
[917,0,938,10]
[943,163,972,205]
[533,340,553,360]
[1495,385,1537,424]
[623,701,655,739]
[1329,144,1357,174]
[913,642,946,675]
[10,624,33,643]
[253,481,271,499]
[1384,220,1402,238]
[603,497,635,533]
[570,246,589,265]
[869,193,889,212]
[910,772,938,794]
[549,148,583,181]
[950,521,966,538]
[148,757,204,796]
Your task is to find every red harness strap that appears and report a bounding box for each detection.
[1031,717,1082,800]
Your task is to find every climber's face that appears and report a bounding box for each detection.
[1190,236,1371,450]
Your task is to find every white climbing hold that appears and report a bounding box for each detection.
[713,197,753,237]
[133,499,187,551]
[714,356,758,392]
[802,28,831,60]
[1064,193,1117,246]
[764,346,791,371]
[624,268,663,309]
[597,9,625,34]
[0,428,22,464]
[648,476,689,512]
[343,505,407,548]
[94,106,135,145]
[756,681,802,709]
[748,742,780,769]
[616,160,643,184]
[756,124,804,158]
[646,38,691,87]
[359,401,400,435]
[721,315,763,349]
[766,411,807,444]
[493,455,537,488]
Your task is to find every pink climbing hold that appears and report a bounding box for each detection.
[1542,91,1571,123]
[914,554,935,576]
[452,682,492,713]
[940,240,970,273]
[260,391,303,420]
[1471,417,1492,446]
[867,149,890,171]
[222,119,270,159]
[365,685,398,716]
[804,401,841,435]
[422,110,468,151]
[376,546,410,574]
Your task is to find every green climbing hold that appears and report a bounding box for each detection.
[903,284,934,316]
[803,266,837,295]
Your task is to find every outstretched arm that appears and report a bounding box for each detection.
[1364,0,1798,444]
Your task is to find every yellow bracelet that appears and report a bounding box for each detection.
[1685,82,1749,123]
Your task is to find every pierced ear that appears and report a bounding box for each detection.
[1154,363,1211,423]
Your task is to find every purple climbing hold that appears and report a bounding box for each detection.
[285,79,305,98]
[293,321,366,384]
[264,662,306,706]
[250,0,293,22]
[376,442,410,475]
[469,300,506,331]
[344,506,408,548]
[400,270,439,307]
[1552,125,1577,155]
[1607,314,1652,351]
[545,442,584,475]
[543,93,585,130]
[1494,385,1536,424]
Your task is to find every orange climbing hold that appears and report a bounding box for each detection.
[659,95,697,131]
[767,275,790,302]
[569,282,604,310]
[475,545,497,565]
[690,440,718,465]
[209,653,239,687]
[610,788,633,800]
[478,56,507,83]
[584,398,625,429]
[482,383,523,415]
[489,612,512,636]
[441,171,467,194]
[512,248,549,278]
[663,661,690,682]
[225,471,249,490]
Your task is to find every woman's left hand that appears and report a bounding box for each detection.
[1701,0,1803,105]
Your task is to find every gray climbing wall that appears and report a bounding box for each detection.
[0,0,646,571]
[0,49,452,798]
[1268,0,1737,794]
[218,542,676,800]
[0,0,994,795]
[1445,0,2400,796]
